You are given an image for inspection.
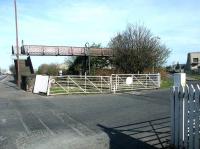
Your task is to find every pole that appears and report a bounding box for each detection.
[14,0,20,87]
[85,42,90,75]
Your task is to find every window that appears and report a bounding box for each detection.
[193,58,198,63]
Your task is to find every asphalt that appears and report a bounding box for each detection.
[0,76,171,149]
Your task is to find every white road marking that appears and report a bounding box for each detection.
[33,113,55,136]
[7,98,31,135]
[50,109,87,137]
[19,117,31,135]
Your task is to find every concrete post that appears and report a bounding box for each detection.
[173,73,186,87]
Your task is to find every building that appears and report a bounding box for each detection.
[185,52,200,73]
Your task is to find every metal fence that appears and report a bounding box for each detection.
[110,74,160,93]
[171,84,200,149]
[47,73,160,95]
[47,75,111,95]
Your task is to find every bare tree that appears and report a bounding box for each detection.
[109,24,171,73]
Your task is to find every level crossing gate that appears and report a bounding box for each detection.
[47,73,160,95]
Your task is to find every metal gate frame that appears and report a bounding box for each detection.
[110,73,160,93]
[47,73,160,95]
[47,75,111,95]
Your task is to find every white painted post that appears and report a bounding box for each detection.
[47,76,51,96]
[115,75,117,91]
[174,87,180,147]
[172,73,186,148]
[179,86,184,148]
[157,73,161,88]
[85,72,87,93]
[67,76,69,92]
[183,85,189,148]
[110,76,112,93]
[194,85,200,149]
[170,87,175,146]
[100,76,102,93]
[174,73,186,87]
[189,85,195,149]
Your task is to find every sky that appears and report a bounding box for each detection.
[0,0,200,70]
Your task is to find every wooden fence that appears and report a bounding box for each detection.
[171,84,200,149]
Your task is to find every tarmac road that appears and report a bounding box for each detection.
[0,76,170,149]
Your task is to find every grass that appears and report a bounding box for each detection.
[50,87,82,94]
[160,78,173,89]
[187,73,200,80]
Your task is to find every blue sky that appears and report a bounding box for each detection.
[0,0,200,70]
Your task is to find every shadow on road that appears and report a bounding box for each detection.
[98,116,170,149]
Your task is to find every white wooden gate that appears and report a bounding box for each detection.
[171,84,200,149]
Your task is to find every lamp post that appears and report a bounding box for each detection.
[14,0,20,87]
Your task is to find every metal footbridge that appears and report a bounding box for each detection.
[12,45,114,57]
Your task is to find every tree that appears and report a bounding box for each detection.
[175,62,180,70]
[37,63,59,75]
[109,24,171,73]
[66,43,112,75]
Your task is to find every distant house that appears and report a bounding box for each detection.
[185,52,200,73]
[167,63,185,73]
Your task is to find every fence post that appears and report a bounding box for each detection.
[101,76,102,93]
[47,76,51,96]
[145,74,147,88]
[110,75,112,93]
[170,86,175,146]
[184,85,189,148]
[171,73,186,148]
[189,85,195,149]
[174,73,186,87]
[85,72,87,93]
[115,75,118,91]
[194,85,200,149]
[67,76,69,92]
[157,73,161,88]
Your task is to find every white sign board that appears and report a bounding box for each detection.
[126,77,133,85]
[33,75,49,94]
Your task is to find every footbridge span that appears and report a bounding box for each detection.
[12,45,114,56]
[12,44,114,88]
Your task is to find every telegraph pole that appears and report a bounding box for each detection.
[85,42,90,75]
[14,0,20,87]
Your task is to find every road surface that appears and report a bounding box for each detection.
[0,76,170,149]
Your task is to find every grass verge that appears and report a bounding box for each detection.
[160,78,173,89]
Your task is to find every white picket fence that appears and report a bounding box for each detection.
[171,84,200,149]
